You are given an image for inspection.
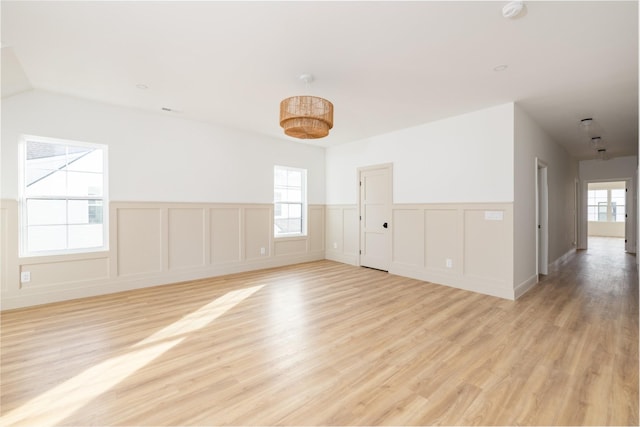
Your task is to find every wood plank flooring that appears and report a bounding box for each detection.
[1,237,637,426]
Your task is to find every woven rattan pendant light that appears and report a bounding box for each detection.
[280,74,333,139]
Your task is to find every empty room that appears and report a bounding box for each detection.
[1,1,638,426]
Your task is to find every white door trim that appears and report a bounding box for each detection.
[581,177,636,252]
[625,178,636,253]
[535,158,549,278]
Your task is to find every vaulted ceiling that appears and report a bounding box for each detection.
[2,1,638,160]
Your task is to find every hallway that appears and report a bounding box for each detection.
[527,235,638,424]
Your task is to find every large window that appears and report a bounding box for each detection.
[274,165,306,237]
[587,182,625,223]
[21,136,108,255]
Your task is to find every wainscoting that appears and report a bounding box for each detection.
[0,200,325,309]
[325,204,359,265]
[325,203,515,299]
[3,200,515,308]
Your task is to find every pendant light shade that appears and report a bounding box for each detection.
[280,95,333,139]
[279,74,334,139]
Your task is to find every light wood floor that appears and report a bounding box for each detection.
[1,237,638,426]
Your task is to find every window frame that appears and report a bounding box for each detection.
[587,186,626,223]
[610,188,626,222]
[273,165,307,238]
[19,135,109,257]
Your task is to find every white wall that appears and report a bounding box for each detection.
[580,156,638,182]
[325,103,515,204]
[325,103,517,299]
[513,105,578,295]
[1,90,325,204]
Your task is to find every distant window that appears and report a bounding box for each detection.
[611,189,626,222]
[587,185,625,223]
[274,166,306,237]
[20,136,108,256]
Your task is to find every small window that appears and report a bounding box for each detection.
[274,166,306,237]
[20,136,108,256]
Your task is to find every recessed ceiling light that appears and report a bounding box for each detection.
[136,84,149,90]
[493,64,508,72]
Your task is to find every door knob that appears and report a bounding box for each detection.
[383,222,388,229]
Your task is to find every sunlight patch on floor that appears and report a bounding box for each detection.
[0,284,264,427]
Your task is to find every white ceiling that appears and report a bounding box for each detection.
[2,1,638,160]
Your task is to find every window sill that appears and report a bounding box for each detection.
[274,234,308,241]
[587,221,625,224]
[19,249,110,265]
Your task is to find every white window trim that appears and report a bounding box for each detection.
[587,187,625,223]
[274,165,307,238]
[19,135,109,257]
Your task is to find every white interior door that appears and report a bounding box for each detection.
[359,164,392,271]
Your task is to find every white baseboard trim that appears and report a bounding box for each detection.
[550,247,576,268]
[1,252,325,310]
[514,274,538,299]
[389,263,514,300]
[324,251,358,266]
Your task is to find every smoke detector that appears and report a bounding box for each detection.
[502,1,526,19]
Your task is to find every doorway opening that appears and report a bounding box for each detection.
[586,180,632,253]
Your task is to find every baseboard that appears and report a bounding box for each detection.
[513,248,577,300]
[390,263,514,300]
[550,247,576,268]
[1,252,325,310]
[514,274,538,299]
[324,251,358,266]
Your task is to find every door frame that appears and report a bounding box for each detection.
[581,178,636,253]
[624,178,636,253]
[535,158,549,277]
[574,178,580,248]
[357,163,393,269]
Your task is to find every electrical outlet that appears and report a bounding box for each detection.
[260,247,266,255]
[20,271,31,283]
[446,259,453,268]
[333,242,338,249]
